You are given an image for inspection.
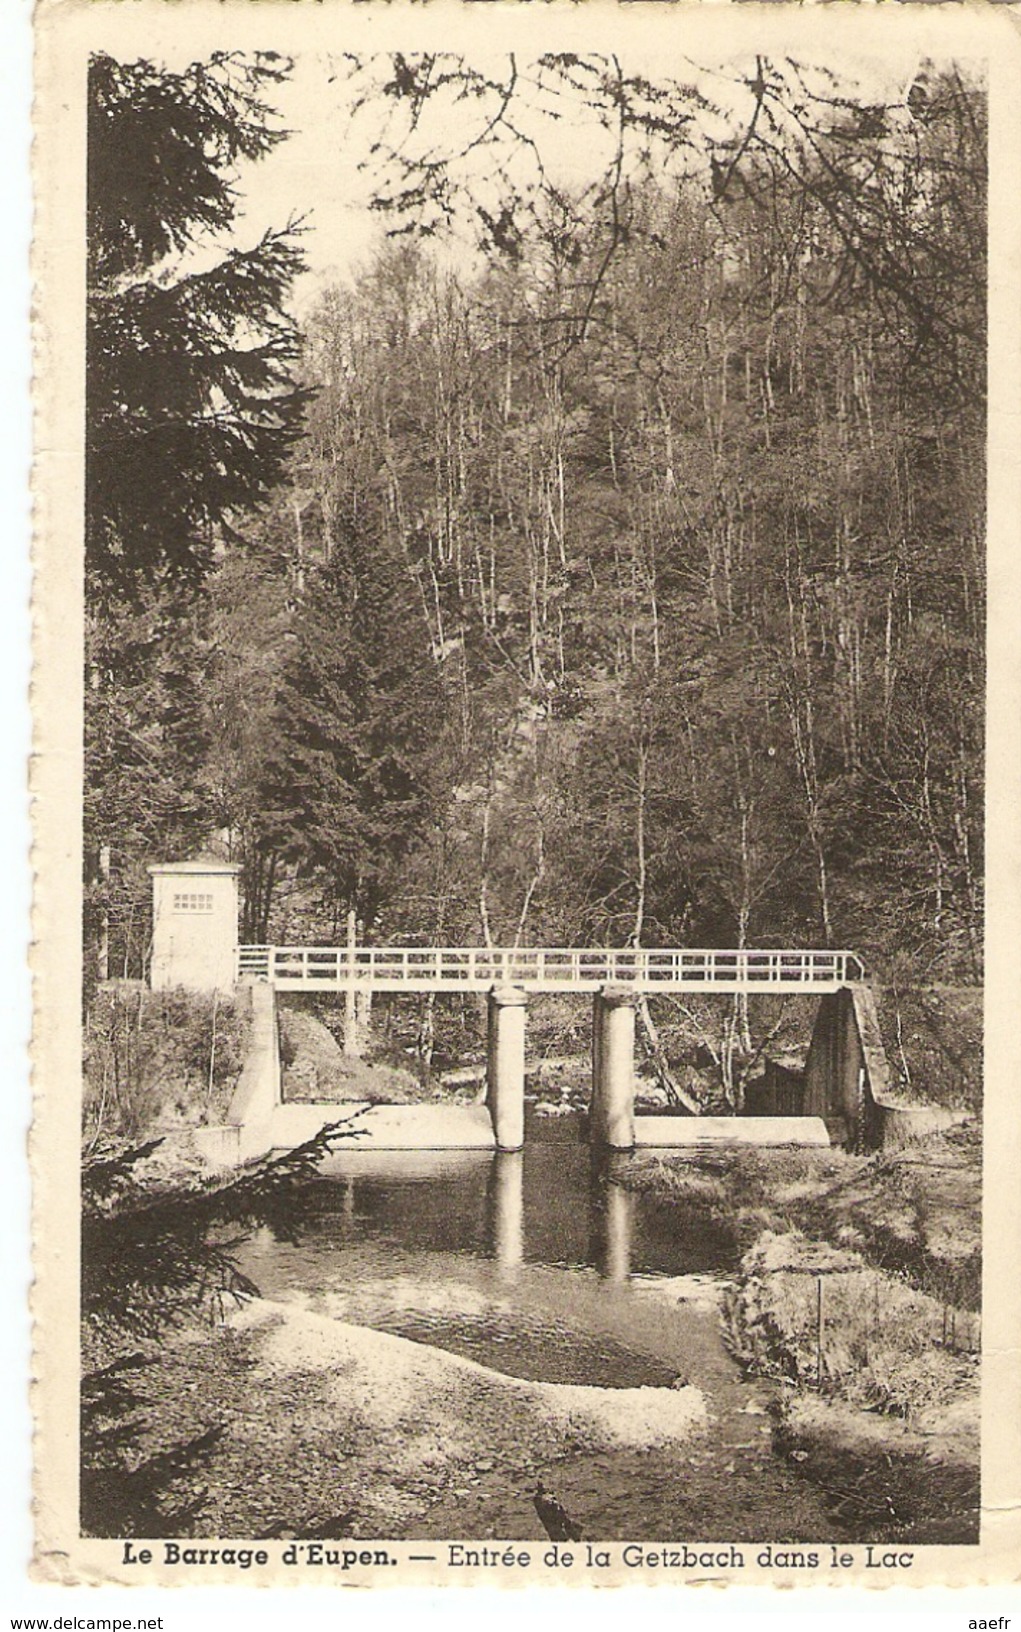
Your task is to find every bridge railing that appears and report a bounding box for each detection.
[235,945,865,990]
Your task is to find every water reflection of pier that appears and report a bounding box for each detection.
[485,1149,636,1283]
[487,1151,524,1275]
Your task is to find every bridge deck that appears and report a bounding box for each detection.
[237,946,864,994]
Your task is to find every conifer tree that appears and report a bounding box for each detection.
[86,51,310,594]
[85,52,309,975]
[258,534,450,932]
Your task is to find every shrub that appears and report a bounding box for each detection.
[83,986,250,1143]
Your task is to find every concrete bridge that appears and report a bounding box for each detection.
[233,942,866,1151]
[148,862,905,1155]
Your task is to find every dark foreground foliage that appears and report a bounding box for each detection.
[81,1355,226,1538]
[80,1118,364,1535]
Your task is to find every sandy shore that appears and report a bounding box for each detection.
[94,1297,706,1538]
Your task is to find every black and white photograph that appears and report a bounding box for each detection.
[27,0,1021,1592]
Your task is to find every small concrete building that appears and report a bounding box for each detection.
[148,861,240,993]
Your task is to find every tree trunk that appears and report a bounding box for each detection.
[637,997,701,1116]
[97,844,111,984]
[343,908,361,1058]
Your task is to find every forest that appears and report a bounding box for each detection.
[85,50,986,1007]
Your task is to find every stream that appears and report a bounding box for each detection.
[233,1116,842,1540]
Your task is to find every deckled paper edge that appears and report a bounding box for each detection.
[28,0,1021,1591]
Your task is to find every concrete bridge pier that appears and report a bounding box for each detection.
[590,984,636,1150]
[486,984,528,1151]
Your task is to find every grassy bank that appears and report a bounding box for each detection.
[622,1126,981,1542]
[622,1122,981,1308]
[725,1230,979,1540]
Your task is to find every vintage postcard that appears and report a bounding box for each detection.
[30,0,1021,1592]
